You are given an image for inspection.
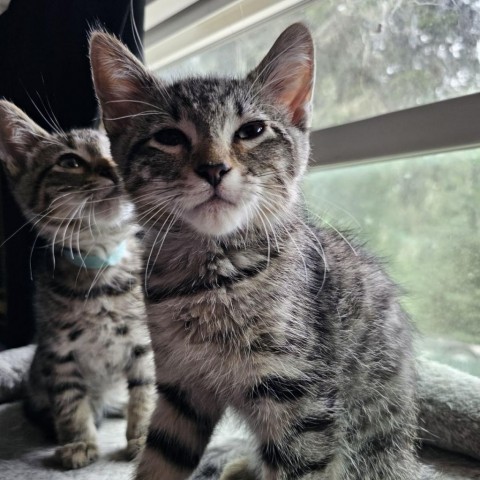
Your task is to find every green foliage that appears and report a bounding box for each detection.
[303,149,480,349]
[160,0,480,129]
[308,0,480,127]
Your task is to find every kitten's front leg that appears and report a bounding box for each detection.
[49,375,99,469]
[243,382,336,480]
[124,343,156,459]
[135,382,223,480]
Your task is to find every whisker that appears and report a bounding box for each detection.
[252,203,271,265]
[105,99,162,112]
[307,209,358,257]
[149,205,185,280]
[136,197,179,225]
[145,208,177,285]
[0,217,35,248]
[103,111,163,121]
[128,0,144,67]
[26,91,62,136]
[85,263,109,301]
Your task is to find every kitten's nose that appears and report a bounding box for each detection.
[195,163,231,187]
[95,160,120,184]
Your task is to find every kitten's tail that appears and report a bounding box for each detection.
[416,357,480,461]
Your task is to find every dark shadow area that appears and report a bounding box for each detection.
[0,0,145,348]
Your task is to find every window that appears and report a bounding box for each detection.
[304,149,480,377]
[149,0,480,129]
[145,0,480,376]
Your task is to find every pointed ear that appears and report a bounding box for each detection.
[89,31,160,136]
[248,23,315,129]
[0,100,49,177]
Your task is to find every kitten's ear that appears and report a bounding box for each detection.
[89,31,159,136]
[0,100,48,177]
[248,23,315,128]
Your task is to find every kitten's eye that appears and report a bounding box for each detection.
[57,154,82,169]
[153,128,189,147]
[235,121,266,141]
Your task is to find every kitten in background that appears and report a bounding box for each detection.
[90,25,437,480]
[0,100,155,469]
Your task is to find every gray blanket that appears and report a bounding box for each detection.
[0,346,479,479]
[0,402,135,480]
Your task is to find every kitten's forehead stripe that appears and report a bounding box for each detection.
[174,92,193,110]
[169,103,181,123]
[166,79,248,123]
[64,133,77,150]
[29,164,55,209]
[235,101,244,117]
[46,129,112,164]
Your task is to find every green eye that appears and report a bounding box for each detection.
[235,121,266,141]
[58,155,82,169]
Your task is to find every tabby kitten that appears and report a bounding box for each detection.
[90,25,430,479]
[0,101,155,469]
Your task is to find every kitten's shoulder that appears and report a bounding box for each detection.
[308,223,400,297]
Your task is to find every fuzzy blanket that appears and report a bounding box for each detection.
[417,358,480,462]
[0,345,35,404]
[0,346,479,479]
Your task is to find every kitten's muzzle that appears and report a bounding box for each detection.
[195,163,231,187]
[95,165,120,185]
[90,177,121,199]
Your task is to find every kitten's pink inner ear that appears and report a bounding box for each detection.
[89,32,155,133]
[249,23,315,128]
[278,62,314,127]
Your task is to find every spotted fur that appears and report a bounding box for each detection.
[0,101,155,469]
[90,24,436,480]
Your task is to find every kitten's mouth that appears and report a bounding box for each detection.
[194,192,235,210]
[183,189,248,236]
[91,185,121,201]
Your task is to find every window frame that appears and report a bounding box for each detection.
[310,93,480,167]
[144,0,309,70]
[144,0,480,166]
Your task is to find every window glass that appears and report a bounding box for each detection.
[155,0,480,130]
[303,149,480,376]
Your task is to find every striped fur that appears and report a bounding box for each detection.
[0,102,155,469]
[90,24,436,479]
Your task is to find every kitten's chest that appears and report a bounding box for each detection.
[41,292,145,382]
[147,240,313,391]
[148,267,284,345]
[147,279,308,397]
[73,312,132,376]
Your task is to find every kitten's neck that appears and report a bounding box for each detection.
[45,221,139,275]
[144,210,304,295]
[60,238,129,269]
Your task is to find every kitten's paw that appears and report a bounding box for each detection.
[220,457,259,480]
[55,441,99,469]
[125,436,146,460]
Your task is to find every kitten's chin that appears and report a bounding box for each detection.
[184,200,249,236]
[93,199,135,227]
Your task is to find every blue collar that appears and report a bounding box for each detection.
[63,240,128,269]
